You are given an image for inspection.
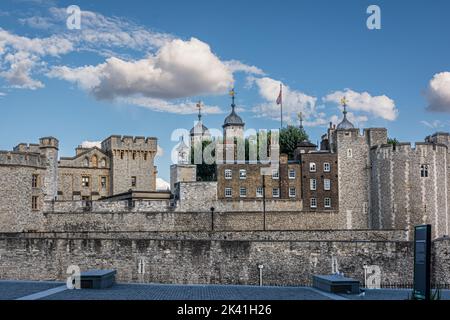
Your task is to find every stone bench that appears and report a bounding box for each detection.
[80,269,116,289]
[312,274,360,294]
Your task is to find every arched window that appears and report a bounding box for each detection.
[101,158,106,168]
[91,155,98,167]
[421,164,429,178]
[84,157,89,167]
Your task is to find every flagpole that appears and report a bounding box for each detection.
[280,83,283,129]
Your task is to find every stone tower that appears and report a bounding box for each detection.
[223,88,245,163]
[370,140,450,239]
[101,135,157,195]
[170,137,197,195]
[333,98,387,229]
[39,137,59,201]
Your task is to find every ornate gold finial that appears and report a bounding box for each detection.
[229,87,236,107]
[340,97,349,115]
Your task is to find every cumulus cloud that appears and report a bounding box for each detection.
[120,96,223,115]
[425,72,450,113]
[323,89,398,121]
[2,6,266,114]
[224,60,265,76]
[248,76,319,125]
[48,37,234,100]
[0,28,73,89]
[80,140,102,149]
[156,177,170,191]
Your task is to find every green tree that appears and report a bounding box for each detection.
[190,140,216,181]
[279,125,309,159]
[387,137,399,146]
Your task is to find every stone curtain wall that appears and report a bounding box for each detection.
[42,209,367,232]
[1,232,449,287]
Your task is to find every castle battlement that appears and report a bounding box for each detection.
[371,142,448,154]
[13,143,40,153]
[101,135,157,152]
[0,151,47,168]
[39,137,59,150]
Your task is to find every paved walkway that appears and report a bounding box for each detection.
[1,280,449,300]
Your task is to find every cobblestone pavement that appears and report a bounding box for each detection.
[338,288,450,300]
[0,280,64,300]
[1,281,450,300]
[42,283,331,300]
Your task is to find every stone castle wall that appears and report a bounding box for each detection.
[1,231,449,287]
[370,143,450,239]
[101,135,158,195]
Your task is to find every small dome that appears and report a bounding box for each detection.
[190,121,209,136]
[337,116,355,130]
[223,106,244,127]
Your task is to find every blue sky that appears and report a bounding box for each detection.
[1,0,450,183]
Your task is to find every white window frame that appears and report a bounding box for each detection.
[310,179,317,191]
[256,187,264,198]
[272,188,280,198]
[289,168,296,179]
[324,162,331,172]
[289,187,296,198]
[239,187,247,197]
[81,176,90,187]
[324,179,331,191]
[347,149,353,158]
[324,197,331,208]
[272,169,279,180]
[225,188,232,198]
[225,169,232,179]
[309,162,316,172]
[310,198,317,208]
[239,169,247,180]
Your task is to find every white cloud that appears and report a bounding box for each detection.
[248,76,319,125]
[48,37,234,100]
[120,97,223,115]
[224,60,265,76]
[0,51,44,89]
[156,177,170,191]
[156,145,164,157]
[323,89,398,121]
[0,28,73,89]
[19,16,53,29]
[425,72,450,113]
[80,141,101,149]
[420,120,448,129]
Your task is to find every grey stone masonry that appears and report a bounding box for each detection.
[101,135,157,195]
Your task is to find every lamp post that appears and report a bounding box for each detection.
[262,175,266,231]
[210,207,215,231]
